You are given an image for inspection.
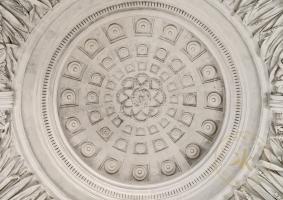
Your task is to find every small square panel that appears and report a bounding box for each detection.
[160,23,183,44]
[183,40,207,62]
[89,72,105,87]
[64,60,87,81]
[183,93,197,107]
[97,127,113,142]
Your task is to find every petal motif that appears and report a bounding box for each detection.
[134,111,147,121]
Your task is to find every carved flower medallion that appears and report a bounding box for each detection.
[117,73,166,121]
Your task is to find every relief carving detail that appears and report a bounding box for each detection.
[0,0,282,199]
[220,0,283,199]
[56,13,225,184]
[0,0,58,199]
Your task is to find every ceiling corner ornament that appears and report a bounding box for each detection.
[0,0,282,199]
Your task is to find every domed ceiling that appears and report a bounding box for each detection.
[0,0,282,200]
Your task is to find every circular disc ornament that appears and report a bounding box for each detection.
[14,0,268,200]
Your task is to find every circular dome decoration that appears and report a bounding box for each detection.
[56,12,226,184]
[13,1,270,200]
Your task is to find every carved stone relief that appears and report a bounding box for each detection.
[0,0,282,199]
[56,12,226,185]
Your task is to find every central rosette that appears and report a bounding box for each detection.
[117,73,166,121]
[132,88,151,107]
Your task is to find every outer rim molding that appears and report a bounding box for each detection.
[0,0,281,200]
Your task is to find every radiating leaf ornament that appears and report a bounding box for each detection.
[0,110,53,199]
[0,0,58,199]
[0,0,59,91]
[219,0,283,199]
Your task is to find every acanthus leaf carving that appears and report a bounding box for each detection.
[220,0,283,199]
[0,0,59,199]
[0,110,53,199]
